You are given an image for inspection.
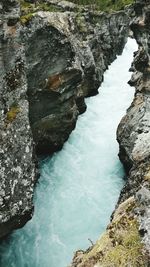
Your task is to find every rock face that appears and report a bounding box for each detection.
[70,1,150,266]
[23,8,129,154]
[0,0,37,238]
[118,0,150,254]
[0,1,129,239]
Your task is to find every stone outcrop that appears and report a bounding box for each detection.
[22,7,129,154]
[70,1,150,266]
[0,0,129,239]
[118,0,150,254]
[0,0,37,238]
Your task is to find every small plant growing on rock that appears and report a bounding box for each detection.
[20,13,34,24]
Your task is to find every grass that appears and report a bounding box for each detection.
[103,219,146,267]
[68,0,134,11]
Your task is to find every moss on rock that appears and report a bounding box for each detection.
[20,13,34,24]
[69,0,134,11]
[75,13,87,33]
[19,0,62,15]
[6,105,20,123]
[19,1,63,24]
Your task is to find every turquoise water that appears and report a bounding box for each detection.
[0,38,137,267]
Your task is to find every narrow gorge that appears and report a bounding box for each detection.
[0,0,150,266]
[0,38,137,267]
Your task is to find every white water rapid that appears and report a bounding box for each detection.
[0,38,137,267]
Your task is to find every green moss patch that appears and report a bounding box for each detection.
[75,13,87,33]
[20,13,34,24]
[69,0,134,11]
[19,1,63,24]
[19,0,62,24]
[6,105,20,123]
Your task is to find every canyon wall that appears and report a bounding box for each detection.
[0,0,129,238]
[118,0,150,255]
[0,0,37,239]
[23,6,129,155]
[70,1,150,266]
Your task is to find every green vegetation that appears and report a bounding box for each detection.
[19,1,62,24]
[19,0,61,13]
[20,13,34,24]
[75,13,87,33]
[103,219,145,267]
[77,197,149,267]
[69,0,134,11]
[18,0,134,23]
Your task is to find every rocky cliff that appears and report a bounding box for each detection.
[70,1,150,266]
[0,0,37,239]
[0,0,130,238]
[22,3,129,155]
[118,0,150,256]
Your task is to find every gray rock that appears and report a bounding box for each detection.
[117,0,150,254]
[22,10,129,154]
[0,0,37,238]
